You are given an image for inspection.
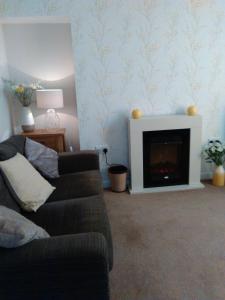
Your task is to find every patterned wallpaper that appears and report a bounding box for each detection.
[1,0,225,181]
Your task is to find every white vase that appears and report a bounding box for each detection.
[21,107,35,132]
[212,165,225,187]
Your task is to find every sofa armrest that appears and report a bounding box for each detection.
[0,233,109,300]
[58,151,100,174]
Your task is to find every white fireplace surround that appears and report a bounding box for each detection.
[128,115,204,194]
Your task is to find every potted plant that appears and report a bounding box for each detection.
[4,80,42,132]
[203,139,225,186]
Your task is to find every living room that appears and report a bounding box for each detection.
[0,1,225,299]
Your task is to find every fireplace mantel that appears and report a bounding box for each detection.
[128,115,204,194]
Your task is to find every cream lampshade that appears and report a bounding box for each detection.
[36,89,64,128]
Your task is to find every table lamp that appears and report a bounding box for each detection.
[36,89,64,128]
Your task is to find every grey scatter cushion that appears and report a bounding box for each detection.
[25,137,59,179]
[0,205,49,248]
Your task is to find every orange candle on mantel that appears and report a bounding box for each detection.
[132,109,142,119]
[187,105,198,116]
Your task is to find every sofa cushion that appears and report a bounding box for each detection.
[0,153,55,212]
[25,138,59,179]
[0,205,49,248]
[23,195,113,270]
[0,144,17,161]
[47,170,103,202]
[0,135,26,161]
[0,171,20,213]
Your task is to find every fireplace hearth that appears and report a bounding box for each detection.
[143,129,190,188]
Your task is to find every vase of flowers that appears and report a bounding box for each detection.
[203,139,225,186]
[5,80,42,132]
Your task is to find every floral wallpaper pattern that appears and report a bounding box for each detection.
[1,0,225,180]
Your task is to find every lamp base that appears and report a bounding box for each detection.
[45,109,60,128]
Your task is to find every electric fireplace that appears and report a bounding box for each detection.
[129,115,203,193]
[143,129,190,188]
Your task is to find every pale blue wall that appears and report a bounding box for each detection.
[0,25,11,141]
[1,0,225,180]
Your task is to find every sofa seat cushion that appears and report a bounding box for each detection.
[47,170,103,202]
[23,195,113,270]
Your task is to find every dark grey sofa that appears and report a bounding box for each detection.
[0,135,113,300]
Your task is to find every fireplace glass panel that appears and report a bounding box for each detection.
[143,129,190,188]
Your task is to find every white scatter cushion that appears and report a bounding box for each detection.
[0,153,55,212]
[25,137,59,179]
[0,205,50,248]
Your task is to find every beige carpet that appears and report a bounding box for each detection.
[104,183,225,300]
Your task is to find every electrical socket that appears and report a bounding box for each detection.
[103,148,108,154]
[95,145,109,154]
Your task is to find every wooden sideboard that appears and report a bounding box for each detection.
[21,128,66,153]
